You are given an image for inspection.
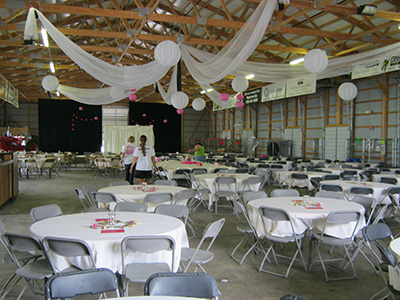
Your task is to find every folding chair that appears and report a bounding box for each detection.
[230,200,262,265]
[173,169,191,188]
[74,188,105,212]
[155,204,189,225]
[181,218,225,273]
[379,177,398,185]
[192,168,208,175]
[144,272,219,299]
[243,191,268,203]
[323,174,340,181]
[289,173,308,190]
[114,202,147,212]
[91,191,119,210]
[144,192,174,212]
[213,177,238,215]
[238,175,263,197]
[258,206,306,279]
[154,180,178,186]
[30,204,63,223]
[45,268,120,299]
[315,191,343,200]
[174,189,196,206]
[271,189,300,197]
[121,236,175,295]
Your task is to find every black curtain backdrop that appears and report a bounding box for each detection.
[129,102,181,153]
[39,99,102,153]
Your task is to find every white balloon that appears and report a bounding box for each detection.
[338,82,358,101]
[41,75,59,92]
[232,75,249,93]
[304,49,328,73]
[171,91,189,109]
[192,98,206,111]
[154,40,181,68]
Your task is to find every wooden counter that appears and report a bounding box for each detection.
[0,153,18,206]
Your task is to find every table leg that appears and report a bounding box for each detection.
[307,228,313,272]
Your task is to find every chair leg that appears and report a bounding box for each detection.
[231,233,258,265]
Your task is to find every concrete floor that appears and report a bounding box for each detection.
[0,167,396,300]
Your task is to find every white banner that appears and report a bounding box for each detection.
[261,83,285,102]
[351,63,381,79]
[286,74,316,98]
[6,81,19,108]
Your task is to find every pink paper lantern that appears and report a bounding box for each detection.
[72,128,75,131]
[163,119,168,123]
[220,93,229,101]
[72,124,74,127]
[142,113,146,117]
[177,109,184,114]
[237,93,244,100]
[94,116,98,120]
[79,107,83,111]
[129,89,137,92]
[236,101,244,108]
[129,93,137,101]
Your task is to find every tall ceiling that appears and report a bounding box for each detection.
[0,0,399,106]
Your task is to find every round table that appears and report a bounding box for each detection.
[156,161,235,179]
[30,212,188,273]
[389,239,400,291]
[99,185,188,211]
[247,196,366,239]
[319,180,393,204]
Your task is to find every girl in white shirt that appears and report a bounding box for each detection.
[120,136,137,184]
[130,135,157,185]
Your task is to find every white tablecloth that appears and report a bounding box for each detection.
[247,197,365,239]
[99,185,188,211]
[30,212,188,273]
[156,161,234,179]
[194,173,261,209]
[275,171,325,190]
[389,239,400,291]
[319,180,393,204]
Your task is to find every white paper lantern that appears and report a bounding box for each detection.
[231,75,249,93]
[41,75,59,92]
[192,98,206,111]
[338,82,358,101]
[304,49,328,73]
[171,91,189,109]
[154,40,181,68]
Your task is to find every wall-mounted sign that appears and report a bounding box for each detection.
[243,88,261,104]
[286,74,316,98]
[261,83,286,102]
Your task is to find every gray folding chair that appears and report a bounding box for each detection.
[315,190,343,200]
[238,175,263,196]
[230,200,262,265]
[82,184,97,204]
[74,188,106,212]
[45,268,120,299]
[114,202,147,212]
[109,181,130,186]
[180,218,225,273]
[154,179,178,186]
[258,206,306,279]
[3,233,53,300]
[243,191,268,203]
[311,210,362,282]
[91,191,119,209]
[42,236,96,274]
[289,173,308,189]
[192,168,208,175]
[121,235,176,295]
[174,189,196,206]
[155,204,189,225]
[379,177,398,185]
[144,192,174,207]
[144,272,219,299]
[213,177,238,215]
[30,204,63,223]
[271,189,300,198]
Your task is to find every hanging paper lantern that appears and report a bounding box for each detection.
[232,75,249,93]
[220,93,229,101]
[41,75,59,92]
[192,98,206,111]
[177,109,184,114]
[129,93,137,101]
[304,49,328,73]
[338,82,358,101]
[78,107,83,111]
[236,101,244,108]
[237,93,244,101]
[154,40,181,68]
[171,91,189,109]
[94,116,98,120]
[142,113,146,117]
[163,119,168,123]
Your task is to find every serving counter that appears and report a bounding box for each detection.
[0,152,18,206]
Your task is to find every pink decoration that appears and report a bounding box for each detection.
[80,118,83,121]
[76,117,78,119]
[369,126,374,130]
[129,93,137,101]
[85,119,88,121]
[94,116,98,120]
[72,128,75,131]
[129,89,137,92]
[163,119,168,123]
[237,93,244,100]
[177,109,184,114]
[93,223,98,229]
[236,101,244,108]
[220,93,229,101]
[72,124,74,127]
[142,113,146,117]
[73,114,75,116]
[79,107,83,111]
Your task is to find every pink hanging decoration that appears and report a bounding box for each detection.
[94,116,98,120]
[79,107,83,111]
[177,109,184,114]
[142,113,146,117]
[129,94,137,101]
[129,89,137,92]
[236,101,244,108]
[220,93,229,101]
[237,93,244,100]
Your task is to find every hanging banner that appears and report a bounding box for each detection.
[243,88,261,104]
[286,74,316,98]
[6,82,19,108]
[351,63,381,79]
[380,55,400,73]
[261,82,285,102]
[212,101,236,111]
[0,75,7,101]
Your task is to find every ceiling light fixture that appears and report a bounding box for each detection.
[357,5,377,16]
[200,90,206,94]
[207,88,213,92]
[41,27,49,47]
[49,61,55,73]
[290,57,304,65]
[245,74,255,80]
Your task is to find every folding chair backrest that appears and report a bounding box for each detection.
[323,174,340,181]
[320,184,342,192]
[362,223,393,242]
[155,204,189,222]
[175,189,196,202]
[245,175,263,185]
[91,192,118,204]
[192,168,208,175]
[259,206,290,222]
[144,192,173,204]
[271,189,300,197]
[349,186,373,196]
[122,236,175,255]
[235,168,249,174]
[83,184,97,200]
[154,180,178,186]
[30,204,63,222]
[4,233,42,254]
[291,173,308,180]
[45,268,120,299]
[144,272,219,299]
[114,202,147,212]
[326,211,360,225]
[202,218,225,239]
[315,191,342,199]
[243,191,268,203]
[379,177,398,185]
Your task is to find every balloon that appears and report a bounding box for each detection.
[338,82,358,101]
[220,93,229,101]
[78,107,83,111]
[192,98,206,111]
[41,75,59,92]
[232,75,248,93]
[304,49,328,73]
[129,93,137,101]
[154,40,181,67]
